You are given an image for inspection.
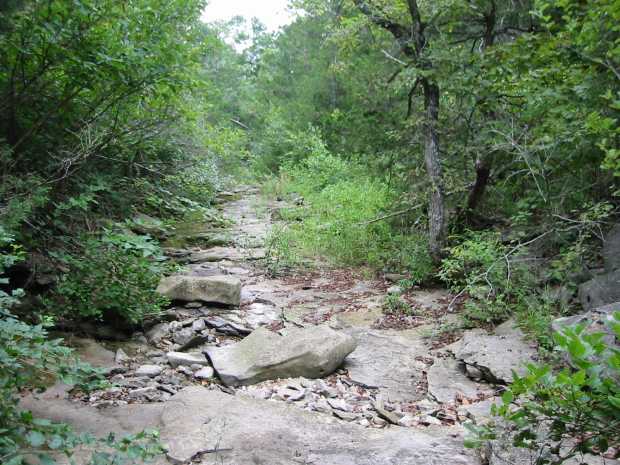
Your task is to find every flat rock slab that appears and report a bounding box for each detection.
[69,337,116,368]
[427,358,481,403]
[162,386,480,465]
[188,246,266,263]
[157,275,241,306]
[344,329,429,402]
[20,392,166,465]
[206,325,357,386]
[453,322,537,384]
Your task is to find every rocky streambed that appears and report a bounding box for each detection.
[22,186,585,465]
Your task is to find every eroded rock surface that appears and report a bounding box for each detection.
[161,387,480,465]
[344,329,429,402]
[452,321,537,384]
[427,358,481,403]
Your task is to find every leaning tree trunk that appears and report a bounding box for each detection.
[422,80,446,262]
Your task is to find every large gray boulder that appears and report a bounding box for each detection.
[452,321,537,384]
[156,275,241,306]
[578,269,620,310]
[205,325,357,386]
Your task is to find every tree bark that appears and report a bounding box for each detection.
[353,0,447,262]
[422,81,445,261]
[466,157,491,214]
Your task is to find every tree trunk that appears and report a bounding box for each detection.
[466,156,491,213]
[422,80,445,262]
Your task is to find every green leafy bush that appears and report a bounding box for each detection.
[0,310,164,465]
[267,145,433,272]
[439,231,533,325]
[383,293,411,315]
[264,224,300,276]
[47,231,170,324]
[466,312,620,464]
[1,232,164,465]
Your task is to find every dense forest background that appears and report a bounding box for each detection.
[1,0,619,464]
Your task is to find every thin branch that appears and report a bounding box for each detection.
[381,49,407,66]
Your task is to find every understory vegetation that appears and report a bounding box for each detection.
[0,0,619,463]
[0,0,248,462]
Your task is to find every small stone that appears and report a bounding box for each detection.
[160,375,182,386]
[312,398,332,414]
[115,348,130,364]
[419,415,443,426]
[359,418,371,427]
[373,402,402,425]
[135,365,163,377]
[192,319,206,332]
[398,414,416,427]
[185,302,203,309]
[173,327,194,346]
[129,386,158,398]
[179,318,195,327]
[299,378,313,389]
[327,398,350,412]
[131,332,148,344]
[110,374,125,383]
[387,285,403,295]
[167,351,209,368]
[106,366,128,376]
[177,366,193,376]
[372,417,387,427]
[194,367,215,380]
[333,410,358,421]
[146,323,170,345]
[416,399,441,415]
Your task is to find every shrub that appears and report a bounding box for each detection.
[47,231,170,325]
[466,312,620,464]
[264,224,300,276]
[383,293,411,315]
[263,142,434,272]
[1,231,164,465]
[439,231,534,326]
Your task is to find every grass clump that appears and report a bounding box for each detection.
[264,149,433,280]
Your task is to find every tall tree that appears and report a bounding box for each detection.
[353,0,446,262]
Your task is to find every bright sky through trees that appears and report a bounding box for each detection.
[201,0,294,31]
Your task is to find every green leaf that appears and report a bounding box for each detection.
[609,396,620,409]
[502,390,514,404]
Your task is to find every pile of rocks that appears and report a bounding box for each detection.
[145,313,251,351]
